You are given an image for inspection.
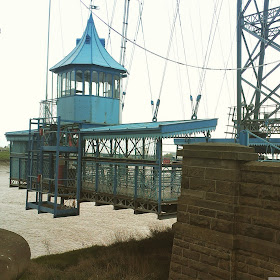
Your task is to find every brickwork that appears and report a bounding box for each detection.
[169,143,280,280]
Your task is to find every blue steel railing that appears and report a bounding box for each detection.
[239,130,280,159]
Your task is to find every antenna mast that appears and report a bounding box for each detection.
[120,0,130,66]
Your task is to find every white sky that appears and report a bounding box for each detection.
[1,0,280,147]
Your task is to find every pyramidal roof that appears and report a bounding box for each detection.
[50,14,126,73]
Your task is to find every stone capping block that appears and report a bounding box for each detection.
[178,143,258,162]
[241,161,280,173]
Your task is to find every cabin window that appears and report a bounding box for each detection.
[105,74,112,98]
[114,75,120,99]
[99,72,105,97]
[70,71,75,95]
[57,74,62,98]
[62,73,66,96]
[76,70,83,95]
[84,70,91,95]
[92,71,98,95]
[66,72,70,95]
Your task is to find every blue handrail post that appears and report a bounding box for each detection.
[239,130,249,146]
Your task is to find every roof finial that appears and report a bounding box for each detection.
[90,0,99,10]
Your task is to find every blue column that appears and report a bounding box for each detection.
[76,132,82,214]
[156,139,162,214]
[134,165,138,200]
[113,165,117,196]
[95,140,99,192]
[54,116,61,217]
[239,130,249,146]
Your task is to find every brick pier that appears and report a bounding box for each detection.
[169,143,280,280]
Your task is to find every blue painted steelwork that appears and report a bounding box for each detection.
[25,117,81,217]
[235,1,280,137]
[17,116,216,218]
[81,118,218,139]
[50,14,126,73]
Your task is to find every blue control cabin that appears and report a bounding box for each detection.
[50,14,127,125]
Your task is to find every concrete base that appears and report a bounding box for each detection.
[0,229,31,280]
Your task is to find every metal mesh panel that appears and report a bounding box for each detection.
[161,166,182,201]
[67,167,76,188]
[137,166,158,201]
[31,159,38,177]
[82,161,96,191]
[116,165,135,196]
[98,164,114,194]
[42,156,51,179]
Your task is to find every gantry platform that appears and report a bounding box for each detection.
[6,117,217,218]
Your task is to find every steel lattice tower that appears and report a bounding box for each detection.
[236,0,280,137]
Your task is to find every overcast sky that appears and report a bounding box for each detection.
[1,0,280,147]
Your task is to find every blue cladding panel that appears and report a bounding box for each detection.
[57,97,75,121]
[57,95,120,125]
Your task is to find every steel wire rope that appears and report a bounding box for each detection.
[170,0,185,119]
[105,0,117,53]
[197,0,223,117]
[121,0,145,110]
[213,1,238,118]
[79,1,280,71]
[177,0,192,118]
[138,0,154,117]
[188,2,202,114]
[154,0,180,121]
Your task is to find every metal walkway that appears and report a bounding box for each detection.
[6,117,217,218]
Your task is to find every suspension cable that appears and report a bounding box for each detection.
[121,0,145,110]
[214,2,238,116]
[152,1,180,122]
[106,0,117,52]
[197,0,223,117]
[139,1,154,116]
[79,1,280,72]
[177,0,192,118]
[171,0,185,118]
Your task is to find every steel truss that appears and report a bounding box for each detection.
[81,136,181,218]
[26,117,81,217]
[235,0,280,137]
[24,118,181,218]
